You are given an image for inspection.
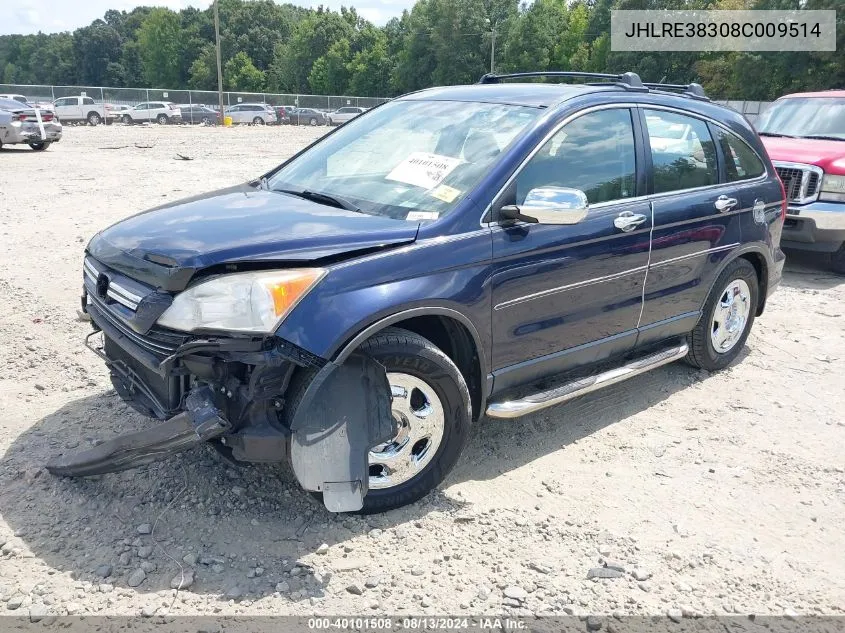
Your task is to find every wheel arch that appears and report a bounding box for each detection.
[332,307,488,422]
[705,244,770,316]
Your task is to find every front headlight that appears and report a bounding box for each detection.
[820,175,845,202]
[157,269,325,333]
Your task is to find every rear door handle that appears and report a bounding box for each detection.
[715,195,739,212]
[614,211,648,232]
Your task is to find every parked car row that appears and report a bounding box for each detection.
[0,93,371,128]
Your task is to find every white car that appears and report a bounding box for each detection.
[52,95,113,125]
[122,102,182,125]
[225,103,277,125]
[327,106,365,126]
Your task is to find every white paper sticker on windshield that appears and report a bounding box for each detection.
[406,211,440,221]
[429,184,462,204]
[387,152,462,189]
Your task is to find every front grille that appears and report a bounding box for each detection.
[806,172,820,198]
[89,294,187,359]
[776,167,803,200]
[774,163,823,204]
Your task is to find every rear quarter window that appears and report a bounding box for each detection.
[714,128,765,181]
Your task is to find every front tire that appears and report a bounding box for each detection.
[288,328,472,514]
[309,117,318,126]
[685,258,758,371]
[830,243,845,275]
[29,142,50,151]
[87,112,101,126]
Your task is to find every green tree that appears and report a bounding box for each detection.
[137,8,182,87]
[224,51,265,91]
[188,44,219,91]
[309,39,352,94]
[347,37,393,97]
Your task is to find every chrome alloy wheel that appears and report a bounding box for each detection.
[710,279,752,353]
[368,372,445,490]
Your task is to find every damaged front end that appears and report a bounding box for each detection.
[48,258,394,513]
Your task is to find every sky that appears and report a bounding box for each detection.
[3,0,418,35]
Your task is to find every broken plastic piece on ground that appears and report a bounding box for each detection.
[45,386,228,477]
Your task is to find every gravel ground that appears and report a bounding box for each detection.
[0,125,843,620]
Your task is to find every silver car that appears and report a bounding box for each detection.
[225,103,277,125]
[0,98,62,150]
[326,106,365,126]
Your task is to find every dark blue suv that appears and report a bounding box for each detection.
[52,72,786,514]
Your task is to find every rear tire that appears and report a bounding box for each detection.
[309,117,318,126]
[286,327,472,514]
[156,114,168,125]
[685,258,758,371]
[830,243,845,275]
[252,116,265,125]
[122,114,132,125]
[29,142,50,151]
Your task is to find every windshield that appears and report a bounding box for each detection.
[757,97,845,140]
[267,99,542,220]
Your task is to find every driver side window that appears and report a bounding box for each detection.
[516,108,637,205]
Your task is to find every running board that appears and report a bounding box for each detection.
[486,342,689,419]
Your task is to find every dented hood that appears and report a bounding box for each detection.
[87,184,419,291]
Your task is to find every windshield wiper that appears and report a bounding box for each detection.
[800,135,845,142]
[273,188,362,213]
[758,132,797,138]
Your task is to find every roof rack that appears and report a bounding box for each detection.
[479,72,710,100]
[642,82,708,100]
[478,71,647,91]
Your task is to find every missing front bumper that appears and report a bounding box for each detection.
[46,386,229,477]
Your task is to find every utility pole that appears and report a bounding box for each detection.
[214,0,224,121]
[489,20,498,74]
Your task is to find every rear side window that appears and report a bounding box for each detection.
[644,109,717,194]
[516,108,637,205]
[714,128,765,181]
[83,97,95,105]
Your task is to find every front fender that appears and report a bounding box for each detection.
[275,229,493,370]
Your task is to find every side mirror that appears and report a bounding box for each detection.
[500,187,589,225]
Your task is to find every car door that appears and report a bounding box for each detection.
[53,98,72,120]
[636,107,744,346]
[490,106,652,392]
[64,97,84,120]
[131,103,147,122]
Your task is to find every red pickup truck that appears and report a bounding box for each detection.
[757,90,845,274]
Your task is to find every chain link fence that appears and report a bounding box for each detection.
[1,83,390,121]
[713,100,772,126]
[2,83,773,128]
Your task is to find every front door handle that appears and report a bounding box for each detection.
[614,211,648,232]
[715,195,739,213]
